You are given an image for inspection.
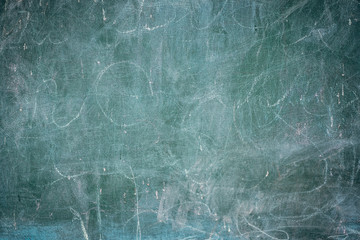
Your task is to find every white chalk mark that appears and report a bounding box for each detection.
[148,81,154,96]
[80,59,84,79]
[191,0,228,30]
[95,61,149,126]
[70,207,89,240]
[116,28,137,34]
[274,113,329,193]
[330,116,333,128]
[129,165,141,240]
[102,8,106,21]
[231,1,263,31]
[96,180,103,240]
[267,88,291,107]
[52,99,86,128]
[52,163,91,185]
[277,0,309,22]
[54,164,67,178]
[143,9,176,32]
[243,217,289,240]
[291,34,310,45]
[317,29,331,50]
[144,22,167,31]
[48,36,68,45]
[33,33,68,45]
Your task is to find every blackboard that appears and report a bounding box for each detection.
[0,0,359,239]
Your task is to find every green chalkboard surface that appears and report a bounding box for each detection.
[0,0,359,239]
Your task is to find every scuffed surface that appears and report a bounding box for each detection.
[0,0,359,239]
